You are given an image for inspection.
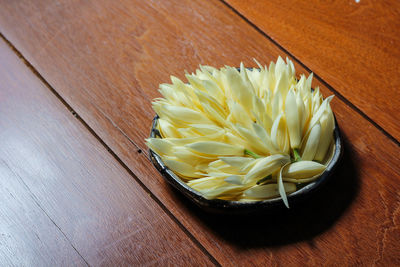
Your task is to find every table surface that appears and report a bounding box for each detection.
[0,0,399,266]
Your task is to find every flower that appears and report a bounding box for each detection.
[146,57,335,208]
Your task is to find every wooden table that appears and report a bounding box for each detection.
[1,0,399,265]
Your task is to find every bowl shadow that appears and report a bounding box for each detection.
[170,133,360,247]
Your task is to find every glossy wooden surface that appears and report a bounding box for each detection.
[0,0,399,265]
[224,0,400,141]
[0,40,213,266]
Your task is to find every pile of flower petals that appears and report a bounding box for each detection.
[146,57,335,207]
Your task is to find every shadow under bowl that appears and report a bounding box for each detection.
[149,115,343,215]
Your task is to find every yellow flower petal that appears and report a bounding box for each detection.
[282,174,322,183]
[145,138,173,155]
[271,114,290,154]
[224,175,244,185]
[314,106,335,162]
[225,67,254,112]
[301,123,321,161]
[235,124,270,155]
[224,131,248,148]
[219,156,255,170]
[163,105,212,124]
[201,79,225,105]
[158,119,181,138]
[278,162,290,208]
[227,101,252,128]
[243,182,296,200]
[252,122,279,154]
[163,157,201,178]
[206,159,242,174]
[274,57,290,96]
[201,184,243,199]
[188,176,227,190]
[173,146,215,165]
[244,154,290,184]
[186,141,244,156]
[190,124,224,136]
[308,95,334,132]
[285,88,301,148]
[283,161,326,179]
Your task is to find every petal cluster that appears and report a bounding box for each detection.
[146,57,335,207]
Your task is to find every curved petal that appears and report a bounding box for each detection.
[158,119,181,138]
[225,67,254,111]
[301,123,321,161]
[219,156,255,170]
[145,138,173,156]
[285,88,301,148]
[271,113,290,154]
[244,154,290,184]
[186,141,244,156]
[243,182,296,200]
[164,157,201,178]
[283,161,326,179]
[224,175,244,185]
[314,106,335,162]
[252,123,279,154]
[278,162,291,208]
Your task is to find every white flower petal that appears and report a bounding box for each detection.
[166,131,224,146]
[282,173,322,183]
[219,157,255,170]
[283,161,326,179]
[201,79,225,105]
[278,163,290,208]
[201,184,243,199]
[224,175,244,185]
[235,124,270,155]
[227,101,252,127]
[206,160,242,174]
[244,154,290,183]
[158,119,181,138]
[173,146,215,165]
[301,123,321,161]
[164,157,201,178]
[315,106,335,162]
[224,131,249,148]
[274,59,289,96]
[252,123,279,153]
[146,138,173,155]
[285,88,301,148]
[163,105,212,124]
[225,67,254,112]
[190,124,224,136]
[271,113,290,154]
[186,141,244,156]
[243,182,296,200]
[308,95,334,132]
[188,176,226,190]
[296,91,306,133]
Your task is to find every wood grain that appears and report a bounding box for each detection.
[1,0,400,265]
[0,39,214,266]
[0,157,87,266]
[223,0,400,142]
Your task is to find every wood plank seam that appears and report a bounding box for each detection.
[0,32,145,156]
[0,158,89,266]
[0,1,398,264]
[0,33,221,267]
[218,0,400,147]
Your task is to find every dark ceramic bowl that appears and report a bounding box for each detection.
[149,115,343,214]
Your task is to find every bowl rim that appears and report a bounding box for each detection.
[149,115,343,213]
